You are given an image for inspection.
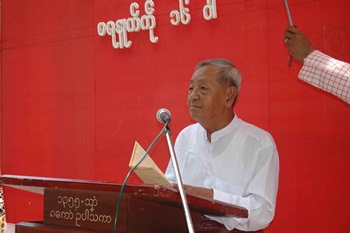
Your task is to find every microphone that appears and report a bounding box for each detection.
[156,108,171,123]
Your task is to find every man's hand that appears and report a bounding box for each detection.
[171,183,214,199]
[284,26,314,62]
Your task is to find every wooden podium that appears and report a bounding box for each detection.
[0,175,248,233]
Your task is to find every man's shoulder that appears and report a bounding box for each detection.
[237,118,275,143]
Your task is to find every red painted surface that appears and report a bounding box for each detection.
[1,0,349,232]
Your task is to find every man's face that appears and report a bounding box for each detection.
[187,65,231,124]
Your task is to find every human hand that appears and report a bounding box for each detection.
[171,183,214,199]
[284,26,314,62]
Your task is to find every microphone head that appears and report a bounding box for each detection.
[156,108,171,123]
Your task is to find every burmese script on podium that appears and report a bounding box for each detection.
[129,141,171,187]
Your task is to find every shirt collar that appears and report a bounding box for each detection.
[203,114,239,143]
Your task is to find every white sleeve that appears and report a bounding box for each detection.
[207,143,279,232]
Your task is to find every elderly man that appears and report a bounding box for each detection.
[165,58,279,232]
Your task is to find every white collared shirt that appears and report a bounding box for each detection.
[165,115,279,231]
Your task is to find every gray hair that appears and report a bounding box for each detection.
[195,58,242,92]
[195,58,242,107]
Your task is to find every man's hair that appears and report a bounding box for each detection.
[195,58,242,106]
[195,58,242,91]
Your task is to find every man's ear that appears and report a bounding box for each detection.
[226,86,237,107]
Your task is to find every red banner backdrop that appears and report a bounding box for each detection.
[1,0,349,232]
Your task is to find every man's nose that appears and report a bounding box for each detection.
[188,89,199,100]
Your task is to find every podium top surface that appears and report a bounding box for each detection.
[0,174,248,218]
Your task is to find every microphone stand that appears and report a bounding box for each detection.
[164,125,195,233]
